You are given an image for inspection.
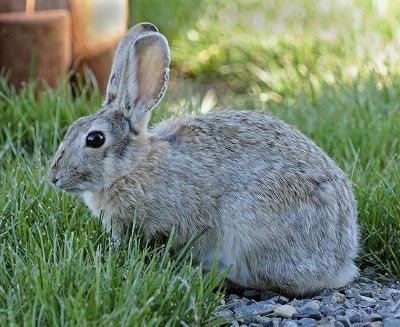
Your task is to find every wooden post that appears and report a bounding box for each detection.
[0,3,71,88]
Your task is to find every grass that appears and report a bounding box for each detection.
[0,81,227,326]
[1,0,400,325]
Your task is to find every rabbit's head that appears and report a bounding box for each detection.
[47,23,170,193]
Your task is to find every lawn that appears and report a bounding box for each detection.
[1,0,400,325]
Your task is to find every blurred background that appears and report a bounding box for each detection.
[1,0,400,278]
[1,0,399,106]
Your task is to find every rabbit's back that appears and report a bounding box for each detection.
[152,111,358,295]
[153,110,354,213]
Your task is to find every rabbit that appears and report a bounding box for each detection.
[47,22,359,296]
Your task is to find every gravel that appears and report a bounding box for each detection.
[218,277,400,326]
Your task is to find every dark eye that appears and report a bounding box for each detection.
[86,131,105,148]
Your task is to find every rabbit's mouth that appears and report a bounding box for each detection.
[50,175,83,194]
[54,182,82,193]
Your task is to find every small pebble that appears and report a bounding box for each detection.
[344,289,354,298]
[384,320,400,327]
[282,321,299,327]
[265,319,281,327]
[334,316,351,326]
[233,300,276,316]
[260,291,281,301]
[296,318,317,326]
[344,308,361,323]
[363,313,383,323]
[334,320,351,327]
[331,305,346,317]
[355,294,377,307]
[228,299,247,309]
[274,305,297,318]
[298,301,320,311]
[293,308,322,320]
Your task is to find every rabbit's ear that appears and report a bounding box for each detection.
[104,23,159,105]
[118,32,170,130]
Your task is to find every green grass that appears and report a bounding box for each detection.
[0,82,227,326]
[1,0,400,325]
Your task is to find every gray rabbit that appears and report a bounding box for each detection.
[47,22,359,296]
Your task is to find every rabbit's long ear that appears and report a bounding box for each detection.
[117,32,170,131]
[104,22,159,105]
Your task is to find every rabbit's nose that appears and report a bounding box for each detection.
[47,170,59,185]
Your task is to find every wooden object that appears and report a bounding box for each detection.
[0,0,69,13]
[0,2,71,88]
[74,40,118,93]
[69,0,128,92]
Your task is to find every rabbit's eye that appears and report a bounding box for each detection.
[86,131,105,148]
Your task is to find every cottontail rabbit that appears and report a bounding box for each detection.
[48,22,359,296]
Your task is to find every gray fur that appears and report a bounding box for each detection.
[47,23,359,296]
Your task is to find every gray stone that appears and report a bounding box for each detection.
[334,316,351,327]
[333,293,346,304]
[366,322,385,327]
[282,321,299,327]
[322,296,334,305]
[383,320,400,327]
[359,289,375,298]
[298,301,321,311]
[274,305,297,318]
[363,313,383,322]
[351,323,364,327]
[344,289,354,298]
[377,302,400,316]
[228,299,247,309]
[355,294,377,307]
[331,305,346,317]
[344,308,361,323]
[317,318,336,327]
[358,277,379,285]
[290,299,301,307]
[277,296,290,305]
[320,305,331,317]
[342,299,354,309]
[387,289,400,297]
[228,294,240,300]
[263,319,281,327]
[243,297,256,305]
[376,300,395,311]
[334,320,351,327]
[296,318,317,326]
[233,300,276,316]
[293,308,322,320]
[245,316,275,324]
[260,291,280,301]
[320,289,334,297]
[379,293,393,301]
